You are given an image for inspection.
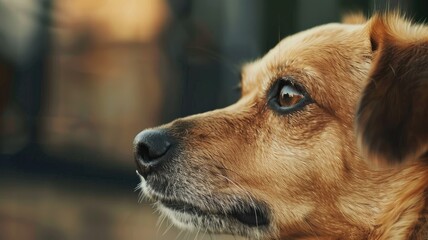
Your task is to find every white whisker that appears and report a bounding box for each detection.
[175,229,185,240]
[157,213,167,235]
[193,227,200,240]
[162,222,175,236]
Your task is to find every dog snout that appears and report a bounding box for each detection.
[134,129,174,176]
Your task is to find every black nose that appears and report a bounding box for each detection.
[134,129,173,171]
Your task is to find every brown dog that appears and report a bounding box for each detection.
[134,13,428,239]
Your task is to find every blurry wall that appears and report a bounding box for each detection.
[0,0,427,240]
[43,0,170,163]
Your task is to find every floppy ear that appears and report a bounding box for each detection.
[356,13,428,168]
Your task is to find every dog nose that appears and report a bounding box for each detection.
[134,129,172,169]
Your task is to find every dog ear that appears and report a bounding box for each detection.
[356,13,428,168]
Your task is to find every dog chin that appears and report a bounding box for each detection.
[136,171,271,239]
[157,204,197,230]
[156,201,268,239]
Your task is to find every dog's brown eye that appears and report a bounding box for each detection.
[278,84,304,107]
[268,78,311,114]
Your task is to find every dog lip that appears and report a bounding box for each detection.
[135,160,149,179]
[159,199,270,227]
[230,207,269,227]
[160,199,203,215]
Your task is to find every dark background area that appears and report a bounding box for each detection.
[0,0,427,239]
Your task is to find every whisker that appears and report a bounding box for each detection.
[185,230,192,240]
[201,228,208,240]
[175,229,185,240]
[157,213,167,235]
[193,227,200,240]
[211,163,263,238]
[162,222,174,236]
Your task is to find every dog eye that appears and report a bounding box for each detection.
[268,78,311,114]
[278,84,304,107]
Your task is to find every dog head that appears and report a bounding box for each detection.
[134,13,428,239]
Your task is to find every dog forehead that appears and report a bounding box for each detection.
[244,23,366,87]
[268,23,364,58]
[264,23,365,72]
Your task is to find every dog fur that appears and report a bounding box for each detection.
[135,13,428,239]
[356,13,428,168]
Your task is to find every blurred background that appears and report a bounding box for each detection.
[0,0,427,239]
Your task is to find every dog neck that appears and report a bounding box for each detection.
[367,163,428,239]
[286,162,428,240]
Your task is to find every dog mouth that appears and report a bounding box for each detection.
[159,199,269,227]
[137,170,271,237]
